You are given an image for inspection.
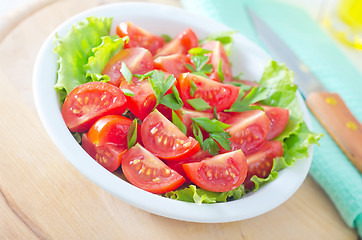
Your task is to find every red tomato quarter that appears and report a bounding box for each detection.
[243,141,284,189]
[156,28,198,56]
[88,115,133,147]
[178,73,239,112]
[201,40,232,82]
[225,110,271,155]
[117,22,165,55]
[261,105,289,140]
[102,47,154,87]
[154,53,190,78]
[82,133,126,172]
[122,144,185,194]
[141,109,200,160]
[182,150,248,192]
[61,82,127,132]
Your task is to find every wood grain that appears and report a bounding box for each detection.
[306,92,362,173]
[0,0,358,239]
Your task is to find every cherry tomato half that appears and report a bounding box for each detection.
[261,105,289,140]
[154,53,190,78]
[243,141,284,189]
[117,22,165,55]
[156,28,198,56]
[182,150,248,192]
[178,73,239,112]
[82,133,126,172]
[61,82,127,132]
[122,144,185,194]
[88,115,133,147]
[102,47,154,87]
[201,40,232,82]
[224,110,271,155]
[141,109,200,160]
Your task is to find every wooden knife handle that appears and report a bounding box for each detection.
[306,92,362,173]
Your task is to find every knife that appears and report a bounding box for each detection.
[247,8,362,173]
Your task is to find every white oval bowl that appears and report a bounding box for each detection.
[33,2,313,223]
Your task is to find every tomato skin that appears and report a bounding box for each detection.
[224,110,271,155]
[201,41,232,82]
[122,144,185,194]
[120,79,156,120]
[87,115,133,147]
[182,150,248,192]
[102,47,154,87]
[178,73,239,112]
[156,28,198,56]
[176,107,215,136]
[82,133,126,172]
[154,53,190,78]
[164,150,211,182]
[61,82,127,132]
[117,22,165,55]
[243,141,284,189]
[261,105,289,140]
[141,110,200,160]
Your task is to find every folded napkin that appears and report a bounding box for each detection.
[181,0,362,236]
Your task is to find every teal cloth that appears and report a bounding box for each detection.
[181,0,362,236]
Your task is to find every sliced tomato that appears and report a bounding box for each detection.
[154,53,190,78]
[120,72,175,121]
[156,28,198,56]
[82,133,126,172]
[141,109,200,160]
[122,144,185,194]
[243,141,284,189]
[87,115,133,147]
[176,107,214,136]
[164,150,211,182]
[262,105,289,140]
[182,150,248,192]
[117,22,165,55]
[224,110,271,155]
[102,47,154,87]
[62,82,127,132]
[201,41,232,82]
[178,73,239,112]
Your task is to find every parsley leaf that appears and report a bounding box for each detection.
[189,79,197,97]
[160,85,183,110]
[186,48,213,77]
[226,87,269,112]
[217,59,224,83]
[191,117,231,155]
[186,98,211,111]
[120,62,133,84]
[148,70,177,108]
[121,88,135,97]
[127,119,138,149]
[172,110,187,135]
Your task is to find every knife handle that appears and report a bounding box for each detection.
[306,92,362,173]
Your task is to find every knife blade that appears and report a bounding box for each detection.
[247,8,362,173]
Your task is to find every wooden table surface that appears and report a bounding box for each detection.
[0,0,358,239]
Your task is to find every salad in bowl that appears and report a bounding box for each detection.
[33,2,320,222]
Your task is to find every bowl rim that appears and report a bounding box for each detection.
[33,1,313,223]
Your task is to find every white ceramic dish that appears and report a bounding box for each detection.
[33,2,313,223]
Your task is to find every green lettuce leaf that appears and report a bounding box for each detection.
[84,35,125,82]
[54,16,113,97]
[165,184,246,204]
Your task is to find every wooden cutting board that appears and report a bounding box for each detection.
[0,0,357,239]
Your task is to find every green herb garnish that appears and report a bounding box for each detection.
[186,98,211,111]
[127,119,138,149]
